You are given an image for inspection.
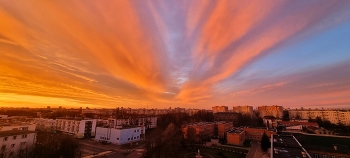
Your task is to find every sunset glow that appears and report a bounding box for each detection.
[1,1,350,109]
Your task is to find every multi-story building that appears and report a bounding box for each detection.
[232,106,253,117]
[212,106,228,114]
[110,117,157,129]
[31,118,56,132]
[216,122,233,138]
[182,122,216,142]
[94,126,142,145]
[288,108,350,125]
[214,112,241,125]
[0,130,37,158]
[0,123,35,132]
[258,105,283,118]
[226,128,245,146]
[56,118,96,138]
[244,127,277,141]
[0,124,37,158]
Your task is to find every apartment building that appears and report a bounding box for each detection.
[95,126,141,145]
[31,118,56,132]
[216,122,233,138]
[214,112,241,125]
[182,122,216,142]
[244,127,277,141]
[212,106,228,114]
[0,130,36,158]
[109,117,157,129]
[0,124,36,158]
[232,106,253,116]
[258,105,283,118]
[56,118,96,138]
[226,128,245,146]
[0,123,35,132]
[288,108,350,125]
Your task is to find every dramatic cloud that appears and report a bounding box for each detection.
[0,0,350,108]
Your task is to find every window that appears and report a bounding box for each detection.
[21,127,28,130]
[134,137,136,139]
[314,154,319,158]
[20,142,26,146]
[11,144,15,148]
[322,155,327,158]
[128,138,130,140]
[137,136,139,139]
[117,138,119,140]
[13,136,17,140]
[330,156,335,158]
[22,134,27,139]
[9,152,13,157]
[3,137,7,141]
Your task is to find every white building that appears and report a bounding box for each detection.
[31,118,56,132]
[94,126,142,145]
[0,123,35,132]
[0,115,8,119]
[112,117,157,129]
[288,108,350,125]
[0,130,36,158]
[56,118,96,138]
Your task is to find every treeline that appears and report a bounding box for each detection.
[309,117,350,135]
[0,110,37,117]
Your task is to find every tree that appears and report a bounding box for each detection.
[282,111,290,121]
[260,132,270,152]
[187,127,196,150]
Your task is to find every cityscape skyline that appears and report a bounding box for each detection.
[1,1,350,109]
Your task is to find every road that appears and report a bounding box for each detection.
[246,141,260,158]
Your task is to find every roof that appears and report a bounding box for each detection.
[272,135,309,158]
[0,130,36,137]
[294,133,350,154]
[227,128,244,134]
[278,121,318,127]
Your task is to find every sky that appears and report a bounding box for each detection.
[1,1,350,109]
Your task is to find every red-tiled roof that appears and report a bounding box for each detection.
[278,121,318,127]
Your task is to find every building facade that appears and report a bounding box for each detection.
[226,128,245,146]
[244,127,277,140]
[0,130,36,158]
[182,122,216,142]
[232,106,253,116]
[212,106,228,114]
[56,118,96,138]
[214,112,241,125]
[217,122,233,138]
[288,108,350,125]
[258,105,283,118]
[94,126,141,145]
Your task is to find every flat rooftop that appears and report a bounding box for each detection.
[227,128,244,134]
[0,130,36,137]
[272,135,307,158]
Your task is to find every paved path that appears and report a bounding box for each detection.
[246,141,260,158]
